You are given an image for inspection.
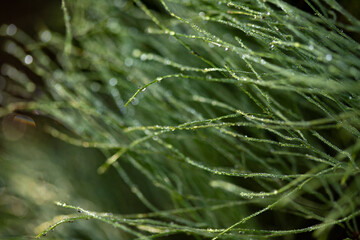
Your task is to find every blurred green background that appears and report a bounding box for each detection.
[0,1,144,239]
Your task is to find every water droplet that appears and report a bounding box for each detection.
[140,54,147,61]
[308,44,314,51]
[199,12,205,18]
[260,59,266,65]
[325,54,332,61]
[114,0,126,8]
[40,30,52,42]
[241,54,249,60]
[107,18,120,32]
[109,78,117,86]
[131,98,139,105]
[132,49,141,58]
[142,88,146,92]
[169,31,175,36]
[225,47,229,51]
[111,88,119,97]
[124,58,133,67]
[4,41,16,54]
[266,12,270,15]
[24,55,33,65]
[6,24,17,36]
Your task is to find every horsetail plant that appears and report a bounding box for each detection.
[1,0,360,239]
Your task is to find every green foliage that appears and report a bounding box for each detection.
[1,0,360,239]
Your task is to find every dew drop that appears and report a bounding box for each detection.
[124,58,133,67]
[24,55,33,65]
[5,42,16,54]
[109,78,118,86]
[241,54,249,60]
[40,30,52,42]
[132,49,141,58]
[308,44,314,51]
[325,54,333,61]
[131,98,139,105]
[6,24,17,36]
[140,54,147,61]
[114,0,126,8]
[142,88,146,92]
[225,47,229,51]
[111,88,119,97]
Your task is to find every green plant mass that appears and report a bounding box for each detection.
[1,0,360,239]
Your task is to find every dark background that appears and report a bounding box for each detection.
[0,0,63,105]
[0,0,63,34]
